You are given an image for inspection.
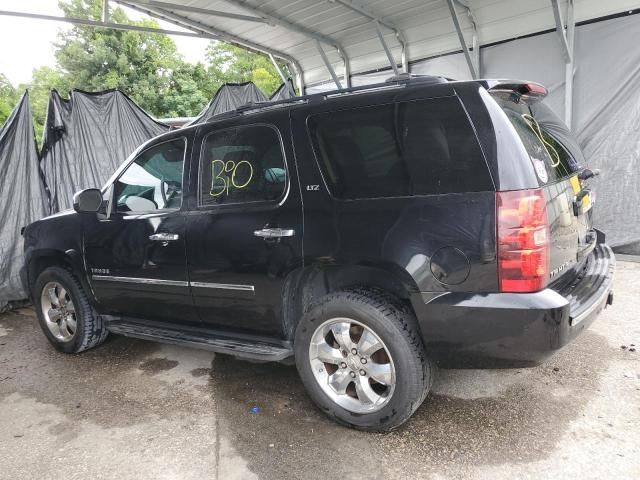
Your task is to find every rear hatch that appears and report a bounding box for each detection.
[490,83,596,286]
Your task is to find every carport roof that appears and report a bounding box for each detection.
[115,0,639,89]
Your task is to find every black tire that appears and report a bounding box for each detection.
[33,266,108,353]
[294,288,432,432]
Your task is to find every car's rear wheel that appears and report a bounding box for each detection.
[295,289,432,431]
[33,266,108,353]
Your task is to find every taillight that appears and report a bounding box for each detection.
[497,189,550,293]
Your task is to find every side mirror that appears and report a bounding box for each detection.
[73,188,103,213]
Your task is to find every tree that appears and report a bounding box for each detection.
[205,43,290,96]
[4,0,293,136]
[54,0,185,117]
[18,67,69,143]
[0,74,19,127]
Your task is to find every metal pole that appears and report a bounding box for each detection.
[564,0,575,128]
[334,0,408,73]
[269,54,296,97]
[374,21,399,76]
[316,41,342,90]
[102,0,109,23]
[118,1,305,93]
[445,0,477,79]
[219,0,349,88]
[0,9,224,39]
[124,0,266,22]
[550,0,572,63]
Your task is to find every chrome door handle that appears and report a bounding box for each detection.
[253,228,295,239]
[149,233,180,241]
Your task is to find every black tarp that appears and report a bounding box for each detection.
[269,80,296,101]
[0,92,48,309]
[187,82,267,125]
[41,89,170,213]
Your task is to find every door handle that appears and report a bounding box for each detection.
[149,233,180,241]
[253,228,295,239]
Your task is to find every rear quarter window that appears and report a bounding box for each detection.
[307,96,493,199]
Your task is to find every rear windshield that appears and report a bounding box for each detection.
[307,96,493,199]
[493,95,583,183]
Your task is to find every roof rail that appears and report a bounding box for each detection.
[234,74,449,115]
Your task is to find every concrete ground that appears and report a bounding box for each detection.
[1,263,639,480]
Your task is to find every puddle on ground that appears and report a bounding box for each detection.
[209,330,612,479]
[138,357,179,374]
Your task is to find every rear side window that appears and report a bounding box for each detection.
[199,125,287,206]
[307,97,492,199]
[496,99,581,183]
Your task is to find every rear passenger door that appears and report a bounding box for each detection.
[185,114,303,336]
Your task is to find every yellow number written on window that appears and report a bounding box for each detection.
[209,159,254,197]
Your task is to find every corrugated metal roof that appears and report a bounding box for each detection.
[120,0,640,87]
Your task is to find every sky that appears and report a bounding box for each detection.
[0,0,212,86]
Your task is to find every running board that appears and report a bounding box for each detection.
[106,321,293,361]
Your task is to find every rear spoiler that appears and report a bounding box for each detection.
[483,80,548,103]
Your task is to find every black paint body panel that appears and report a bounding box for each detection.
[21,78,615,367]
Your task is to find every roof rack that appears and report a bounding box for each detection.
[234,74,449,115]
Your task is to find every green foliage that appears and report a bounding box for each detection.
[0,74,19,127]
[2,0,290,139]
[206,43,288,95]
[18,67,69,143]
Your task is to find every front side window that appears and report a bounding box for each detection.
[199,125,287,206]
[114,138,185,213]
[307,97,492,199]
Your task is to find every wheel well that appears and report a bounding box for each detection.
[27,253,74,295]
[281,264,419,340]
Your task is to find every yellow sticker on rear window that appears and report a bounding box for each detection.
[569,175,581,194]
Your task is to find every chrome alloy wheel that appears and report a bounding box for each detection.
[41,281,77,342]
[309,318,396,414]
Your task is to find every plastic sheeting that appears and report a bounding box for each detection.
[269,80,296,101]
[187,82,267,125]
[40,89,170,213]
[0,92,48,309]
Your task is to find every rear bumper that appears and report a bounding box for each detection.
[412,243,615,368]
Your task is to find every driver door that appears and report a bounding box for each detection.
[83,136,198,325]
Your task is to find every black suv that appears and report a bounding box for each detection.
[21,76,615,431]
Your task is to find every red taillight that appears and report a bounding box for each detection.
[497,189,550,293]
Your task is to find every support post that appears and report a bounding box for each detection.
[334,0,408,73]
[102,0,109,22]
[445,0,478,79]
[374,20,399,76]
[269,54,296,97]
[316,41,342,90]
[551,0,575,128]
[564,0,575,129]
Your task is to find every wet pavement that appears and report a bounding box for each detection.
[1,262,639,480]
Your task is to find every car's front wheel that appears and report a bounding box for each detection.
[295,289,432,431]
[33,266,108,353]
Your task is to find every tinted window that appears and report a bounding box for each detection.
[114,138,185,213]
[199,126,287,206]
[307,97,492,199]
[497,99,580,183]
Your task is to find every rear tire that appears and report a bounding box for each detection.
[295,289,432,431]
[33,266,108,353]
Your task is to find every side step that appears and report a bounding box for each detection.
[106,320,293,361]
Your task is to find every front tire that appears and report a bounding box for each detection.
[33,266,108,353]
[295,289,432,431]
